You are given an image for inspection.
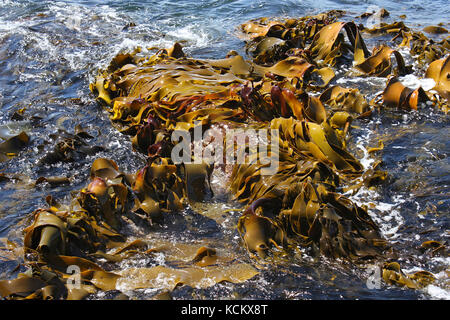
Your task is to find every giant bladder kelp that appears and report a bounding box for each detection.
[1,9,447,299]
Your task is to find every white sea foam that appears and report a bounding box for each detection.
[425,285,450,300]
[355,130,375,169]
[398,74,436,91]
[166,25,210,49]
[402,265,450,300]
[423,265,450,300]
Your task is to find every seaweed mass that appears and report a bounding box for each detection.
[0,9,448,300]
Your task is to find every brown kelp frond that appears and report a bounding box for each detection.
[381,262,436,289]
[86,35,440,291]
[319,85,369,114]
[230,116,384,261]
[240,10,346,42]
[395,29,449,67]
[354,45,407,77]
[378,77,430,110]
[308,21,370,67]
[0,131,29,163]
[425,55,450,103]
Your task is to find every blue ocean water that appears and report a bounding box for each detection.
[0,0,448,299]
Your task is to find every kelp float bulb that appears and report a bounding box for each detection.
[87,177,108,198]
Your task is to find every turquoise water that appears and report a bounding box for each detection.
[0,0,448,299]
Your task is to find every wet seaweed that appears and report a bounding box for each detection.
[1,10,449,299]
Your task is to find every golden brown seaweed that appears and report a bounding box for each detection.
[4,12,446,300]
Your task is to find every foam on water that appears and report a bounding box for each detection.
[346,114,450,300]
[166,25,211,49]
[347,124,406,239]
[398,74,436,91]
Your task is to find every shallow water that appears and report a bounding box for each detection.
[0,0,448,300]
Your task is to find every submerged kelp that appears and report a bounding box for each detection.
[0,9,448,299]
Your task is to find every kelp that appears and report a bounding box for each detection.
[4,11,448,300]
[0,131,29,162]
[112,240,260,291]
[248,36,289,65]
[381,262,435,289]
[24,210,67,257]
[362,21,409,35]
[354,45,407,77]
[384,25,450,67]
[132,161,181,220]
[1,154,221,299]
[0,275,49,299]
[0,263,68,300]
[378,77,430,110]
[238,83,328,122]
[130,158,213,221]
[191,246,219,267]
[238,210,286,258]
[423,26,448,35]
[318,86,370,137]
[225,111,387,261]
[35,176,71,188]
[38,129,104,165]
[117,263,259,291]
[230,14,440,283]
[240,11,346,41]
[420,240,447,257]
[0,238,23,262]
[221,109,391,265]
[78,158,131,231]
[308,21,369,66]
[426,55,450,102]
